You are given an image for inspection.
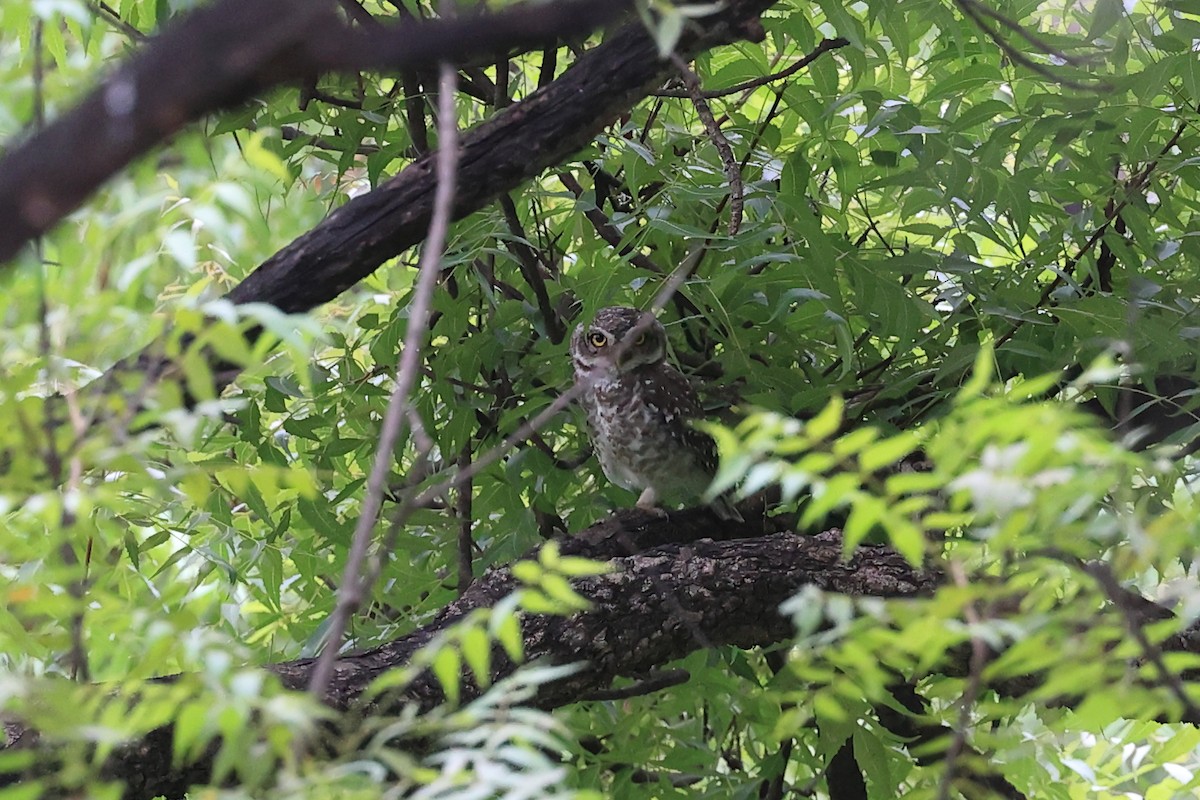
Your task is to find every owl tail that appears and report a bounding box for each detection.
[708,495,744,522]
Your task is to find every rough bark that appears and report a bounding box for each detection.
[94,0,782,397]
[1,511,936,800]
[272,514,935,714]
[0,0,637,263]
[223,0,773,314]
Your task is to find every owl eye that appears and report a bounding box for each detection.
[633,333,647,346]
[588,332,608,347]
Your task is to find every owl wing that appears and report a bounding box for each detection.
[644,364,720,476]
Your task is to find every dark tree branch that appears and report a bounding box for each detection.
[0,0,641,263]
[826,738,867,800]
[2,514,935,799]
[7,509,1200,798]
[98,0,774,403]
[222,1,772,315]
[654,36,848,98]
[580,668,691,701]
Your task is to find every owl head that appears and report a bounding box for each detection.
[571,306,667,378]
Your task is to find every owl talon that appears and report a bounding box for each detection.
[635,488,668,518]
[635,502,670,520]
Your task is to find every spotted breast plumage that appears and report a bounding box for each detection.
[570,306,739,519]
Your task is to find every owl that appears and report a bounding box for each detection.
[570,306,739,519]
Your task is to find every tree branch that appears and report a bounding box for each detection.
[102,0,774,404]
[0,0,640,263]
[221,0,772,315]
[305,37,462,703]
[1,514,934,799]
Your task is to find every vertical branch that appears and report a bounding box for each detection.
[307,6,462,699]
[936,561,990,800]
[494,57,511,109]
[671,55,743,236]
[455,447,474,595]
[537,46,557,89]
[33,13,91,683]
[498,193,564,342]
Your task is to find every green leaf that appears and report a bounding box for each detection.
[859,431,921,473]
[0,781,44,800]
[490,595,525,662]
[554,555,611,578]
[538,573,592,612]
[431,646,461,706]
[843,493,881,551]
[1088,0,1123,39]
[883,513,926,566]
[853,728,892,790]
[511,560,543,584]
[459,625,492,689]
[173,700,209,763]
[807,396,845,441]
[960,337,995,399]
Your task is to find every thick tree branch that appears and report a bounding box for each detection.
[279,522,934,714]
[222,0,772,315]
[0,0,638,263]
[2,513,933,799]
[101,0,775,402]
[7,507,1200,798]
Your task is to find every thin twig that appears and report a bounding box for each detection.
[279,125,381,155]
[958,0,1090,66]
[853,194,899,257]
[368,413,439,599]
[936,561,989,800]
[307,37,461,700]
[302,85,364,110]
[581,669,690,701]
[88,1,145,39]
[455,447,474,595]
[655,38,848,98]
[527,429,591,470]
[954,0,1106,92]
[1083,560,1200,724]
[498,193,564,342]
[32,15,91,683]
[671,55,742,236]
[997,114,1191,347]
[557,171,664,274]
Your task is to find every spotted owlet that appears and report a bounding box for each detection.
[570,306,739,519]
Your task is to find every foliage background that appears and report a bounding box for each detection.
[2,0,1200,797]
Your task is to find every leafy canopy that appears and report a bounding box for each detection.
[2,0,1200,797]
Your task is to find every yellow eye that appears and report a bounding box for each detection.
[588,332,608,347]
[633,334,647,346]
